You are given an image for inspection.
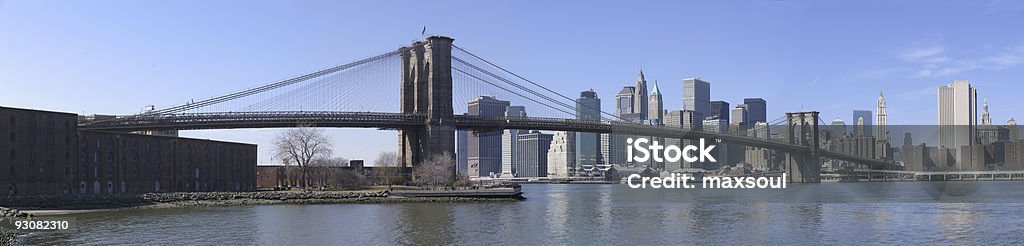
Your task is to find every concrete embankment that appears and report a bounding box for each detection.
[390,188,523,198]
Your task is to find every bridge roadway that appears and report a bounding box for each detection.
[79,111,892,168]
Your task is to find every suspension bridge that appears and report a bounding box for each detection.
[79,36,895,182]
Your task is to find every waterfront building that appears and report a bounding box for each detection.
[516,131,553,177]
[77,130,256,193]
[467,96,510,177]
[456,129,468,175]
[547,131,576,178]
[576,90,601,172]
[1,106,257,196]
[501,106,526,177]
[1,107,79,196]
[901,145,955,171]
[938,80,978,163]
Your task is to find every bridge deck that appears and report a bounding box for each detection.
[80,111,893,168]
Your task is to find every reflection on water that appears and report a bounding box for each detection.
[26,182,1024,245]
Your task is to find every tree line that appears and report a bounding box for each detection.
[272,126,468,190]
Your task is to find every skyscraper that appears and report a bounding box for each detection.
[615,86,636,118]
[980,99,992,126]
[938,80,977,162]
[876,92,887,140]
[702,116,728,169]
[547,131,576,178]
[606,86,638,167]
[709,101,730,123]
[743,98,767,124]
[501,105,526,177]
[456,129,468,175]
[852,110,873,137]
[576,90,601,170]
[730,106,747,129]
[684,78,711,118]
[467,96,510,177]
[634,70,649,120]
[666,109,702,169]
[648,80,664,124]
[831,118,847,136]
[516,131,553,177]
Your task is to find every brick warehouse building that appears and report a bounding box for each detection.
[0,107,79,196]
[1,106,257,196]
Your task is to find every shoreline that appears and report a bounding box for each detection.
[1,207,29,245]
[2,190,523,217]
[1,191,520,245]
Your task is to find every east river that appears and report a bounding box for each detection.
[25,182,1024,245]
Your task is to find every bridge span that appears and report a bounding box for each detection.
[78,35,897,182]
[80,111,894,173]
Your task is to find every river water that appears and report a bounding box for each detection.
[25,182,1024,245]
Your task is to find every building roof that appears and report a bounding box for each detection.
[650,80,661,95]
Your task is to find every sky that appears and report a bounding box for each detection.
[2,0,1023,164]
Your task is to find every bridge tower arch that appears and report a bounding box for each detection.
[398,36,456,168]
[785,111,822,183]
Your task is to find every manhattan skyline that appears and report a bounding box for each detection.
[2,0,1023,164]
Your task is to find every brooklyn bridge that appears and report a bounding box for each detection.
[78,36,896,182]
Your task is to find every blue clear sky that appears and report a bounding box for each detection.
[2,0,1023,164]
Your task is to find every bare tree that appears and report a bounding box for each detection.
[373,151,400,190]
[414,152,454,187]
[273,126,333,189]
[309,157,349,188]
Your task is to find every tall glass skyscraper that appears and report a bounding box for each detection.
[516,131,552,177]
[684,78,711,118]
[575,90,601,172]
[938,80,977,162]
[467,96,510,177]
[743,98,767,124]
[709,100,730,123]
[501,106,526,177]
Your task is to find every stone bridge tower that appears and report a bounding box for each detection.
[398,36,456,168]
[786,111,821,183]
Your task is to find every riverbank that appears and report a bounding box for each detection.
[1,207,29,245]
[1,190,523,217]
